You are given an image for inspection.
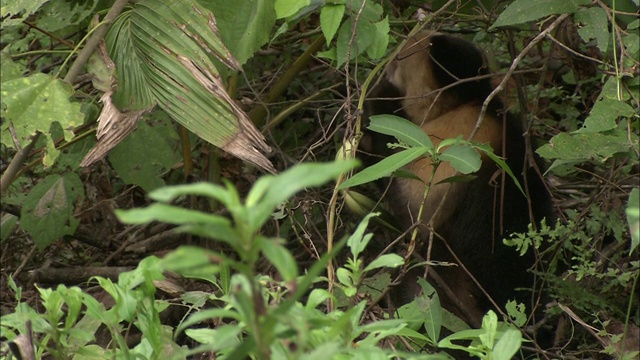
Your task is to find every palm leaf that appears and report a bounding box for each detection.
[104,0,273,172]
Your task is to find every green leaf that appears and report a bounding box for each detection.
[108,117,181,192]
[185,325,241,348]
[320,4,345,45]
[275,0,311,19]
[574,98,635,133]
[36,0,98,33]
[363,254,403,272]
[479,311,498,348]
[440,145,481,174]
[575,7,609,53]
[259,237,298,281]
[1,52,24,82]
[347,213,377,258]
[504,300,527,327]
[20,173,84,249]
[369,115,433,148]
[397,279,441,343]
[116,203,229,226]
[537,131,633,163]
[366,17,390,59]
[204,0,277,66]
[249,160,359,232]
[1,0,50,29]
[0,73,84,166]
[493,329,522,360]
[627,188,639,254]
[338,147,428,189]
[106,0,273,171]
[491,0,590,29]
[336,18,374,67]
[161,246,222,282]
[1,213,19,244]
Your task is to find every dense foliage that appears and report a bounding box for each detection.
[1,0,638,359]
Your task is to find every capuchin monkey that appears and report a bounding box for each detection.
[362,31,553,330]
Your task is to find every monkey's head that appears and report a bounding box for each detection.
[385,31,494,124]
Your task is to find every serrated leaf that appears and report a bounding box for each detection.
[36,0,98,33]
[574,7,609,53]
[574,98,635,133]
[366,17,390,59]
[537,131,633,162]
[440,145,481,174]
[491,0,589,29]
[1,73,84,166]
[336,18,374,67]
[320,4,345,45]
[20,173,85,249]
[1,0,50,29]
[338,147,429,189]
[369,114,433,148]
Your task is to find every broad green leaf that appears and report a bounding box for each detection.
[259,237,298,281]
[366,17,390,59]
[537,131,633,163]
[108,117,181,192]
[575,7,609,53]
[440,145,481,174]
[369,115,433,148]
[397,279,442,344]
[20,173,84,249]
[363,253,403,272]
[0,52,24,81]
[505,300,527,327]
[339,147,429,189]
[320,4,345,45]
[1,73,84,166]
[491,0,590,29]
[336,18,375,67]
[203,0,277,66]
[1,0,50,29]
[275,0,310,19]
[627,188,639,254]
[36,0,98,32]
[574,98,634,133]
[493,329,522,360]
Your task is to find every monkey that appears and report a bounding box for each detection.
[360,31,554,329]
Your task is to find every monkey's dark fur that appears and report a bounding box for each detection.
[361,31,554,329]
